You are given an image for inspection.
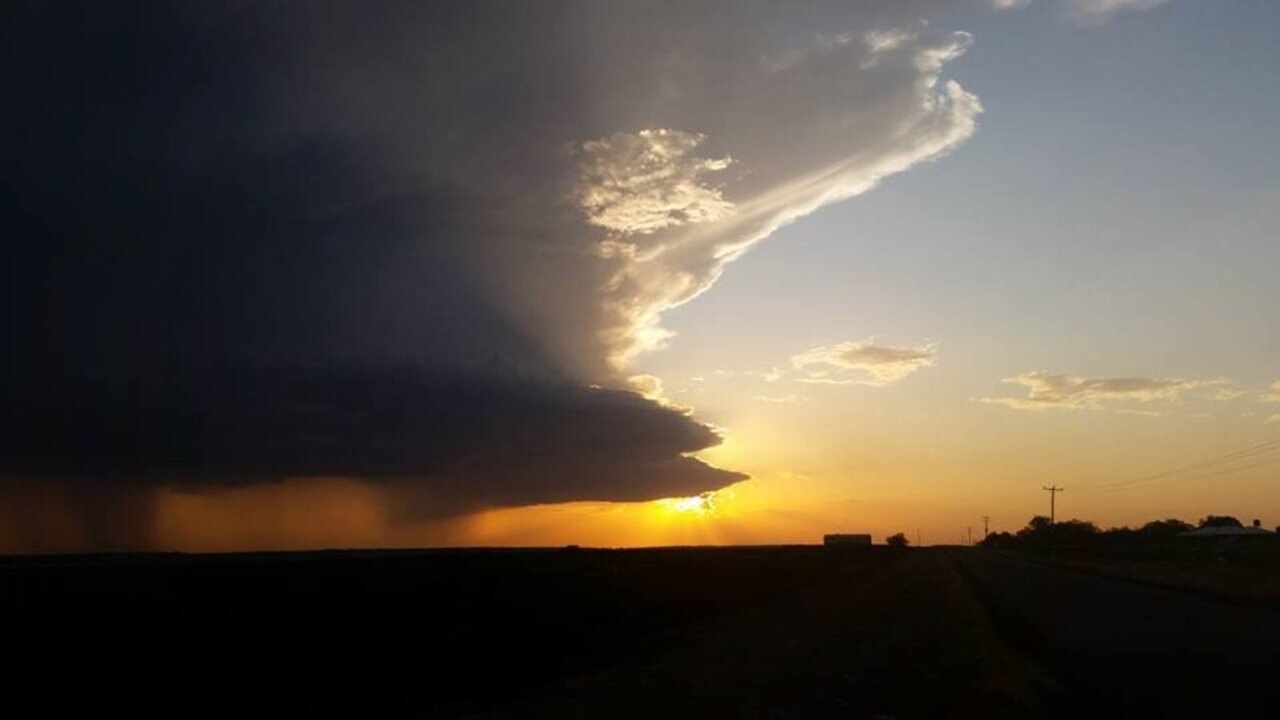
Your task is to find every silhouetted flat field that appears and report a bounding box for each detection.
[4,546,1279,718]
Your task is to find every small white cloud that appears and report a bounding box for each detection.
[1214,387,1246,401]
[991,0,1031,9]
[1266,414,1280,425]
[1114,407,1169,417]
[792,340,937,387]
[575,129,734,237]
[1066,0,1171,26]
[1261,380,1280,404]
[745,367,784,383]
[980,371,1218,412]
[753,394,803,404]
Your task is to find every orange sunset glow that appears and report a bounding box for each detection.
[8,2,1280,717]
[5,0,1279,555]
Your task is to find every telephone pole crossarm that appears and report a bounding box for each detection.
[1041,485,1064,524]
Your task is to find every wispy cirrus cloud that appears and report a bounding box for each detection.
[571,20,982,370]
[792,340,938,387]
[753,394,804,404]
[980,371,1219,412]
[1261,380,1280,404]
[990,0,1171,26]
[753,367,785,383]
[990,0,1031,11]
[1065,0,1171,26]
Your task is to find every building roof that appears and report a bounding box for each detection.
[1178,526,1274,537]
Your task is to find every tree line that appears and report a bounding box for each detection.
[978,514,1275,548]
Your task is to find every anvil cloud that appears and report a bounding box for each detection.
[4,1,989,541]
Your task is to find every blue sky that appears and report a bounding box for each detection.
[624,0,1280,537]
[643,0,1279,391]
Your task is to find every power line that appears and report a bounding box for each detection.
[1108,455,1280,491]
[1101,437,1280,490]
[1101,437,1280,488]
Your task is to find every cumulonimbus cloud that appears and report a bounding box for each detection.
[791,341,939,386]
[574,130,734,237]
[980,371,1218,411]
[581,27,982,370]
[5,1,991,542]
[3,367,745,514]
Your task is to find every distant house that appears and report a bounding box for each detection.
[1178,520,1274,538]
[823,533,872,546]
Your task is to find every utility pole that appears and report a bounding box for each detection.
[966,526,973,546]
[982,515,990,539]
[1042,485,1064,524]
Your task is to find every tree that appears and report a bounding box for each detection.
[1051,519,1100,545]
[1139,518,1193,537]
[1011,515,1098,546]
[1022,515,1053,534]
[1014,516,1053,545]
[885,532,909,547]
[980,531,1015,548]
[1198,515,1242,529]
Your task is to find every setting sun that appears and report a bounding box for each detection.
[662,493,715,514]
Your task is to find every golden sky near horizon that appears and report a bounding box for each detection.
[4,1,1279,554]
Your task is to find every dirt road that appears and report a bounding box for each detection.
[474,551,1047,719]
[949,550,1280,716]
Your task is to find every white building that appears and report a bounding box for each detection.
[823,533,872,546]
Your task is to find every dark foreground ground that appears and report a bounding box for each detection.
[4,545,1279,718]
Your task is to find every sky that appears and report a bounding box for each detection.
[3,0,1278,552]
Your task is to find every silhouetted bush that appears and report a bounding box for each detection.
[979,531,1015,549]
[1140,519,1194,536]
[885,533,909,547]
[1198,515,1243,528]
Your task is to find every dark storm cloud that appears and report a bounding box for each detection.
[5,0,990,532]
[3,1,741,516]
[4,366,744,511]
